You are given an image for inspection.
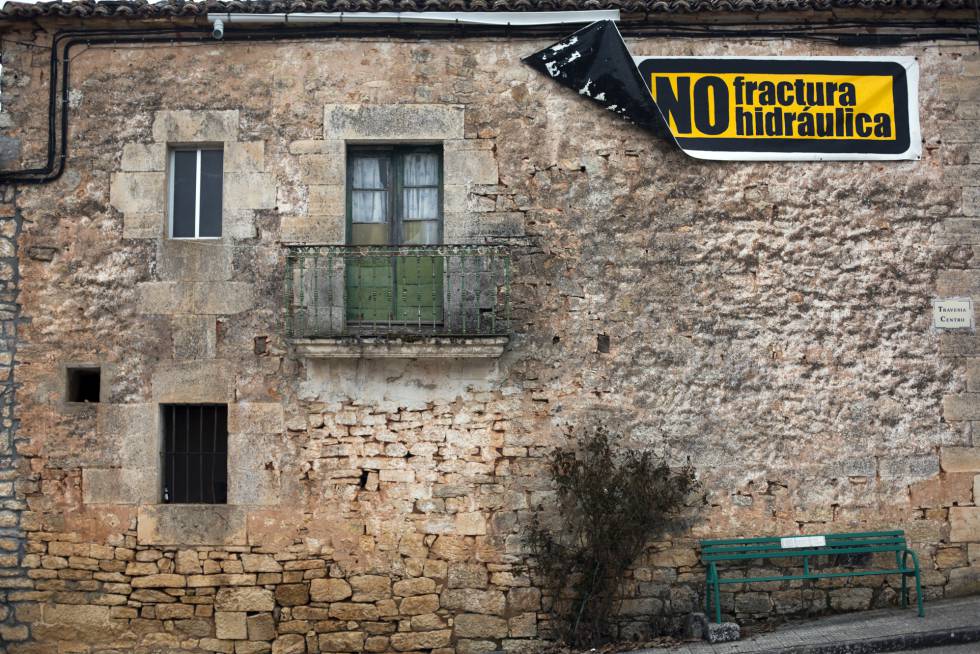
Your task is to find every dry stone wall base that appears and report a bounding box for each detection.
[0,21,977,653]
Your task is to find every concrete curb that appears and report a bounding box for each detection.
[745,625,980,654]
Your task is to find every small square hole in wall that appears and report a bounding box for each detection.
[66,367,100,403]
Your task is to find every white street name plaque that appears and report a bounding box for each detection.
[932,297,974,332]
[780,536,826,549]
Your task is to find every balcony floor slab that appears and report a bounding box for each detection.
[291,336,509,359]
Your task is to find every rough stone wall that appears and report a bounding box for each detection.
[0,188,28,646]
[0,19,977,654]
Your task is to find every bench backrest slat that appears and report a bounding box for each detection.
[700,531,908,562]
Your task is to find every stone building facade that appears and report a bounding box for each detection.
[0,1,979,652]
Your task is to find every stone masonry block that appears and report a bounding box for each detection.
[943,120,980,143]
[109,172,165,215]
[947,565,980,595]
[943,395,980,422]
[227,439,281,506]
[280,214,344,243]
[247,613,276,641]
[41,603,110,626]
[937,270,980,296]
[215,611,247,640]
[97,403,160,469]
[215,587,275,612]
[390,630,451,651]
[151,360,234,404]
[324,104,464,141]
[224,172,277,212]
[121,143,166,172]
[967,359,980,392]
[308,185,344,215]
[289,139,335,155]
[156,240,234,282]
[122,212,165,239]
[909,472,975,508]
[941,74,980,102]
[172,315,216,360]
[455,512,487,536]
[226,209,258,240]
[138,504,247,546]
[225,141,265,173]
[228,403,284,434]
[310,578,352,602]
[941,447,980,472]
[453,614,508,639]
[295,151,345,186]
[137,281,254,315]
[445,148,498,186]
[273,634,305,654]
[319,631,364,652]
[964,187,980,217]
[152,110,239,144]
[950,506,980,542]
[82,467,158,505]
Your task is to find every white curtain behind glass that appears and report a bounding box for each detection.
[351,157,387,223]
[403,153,439,221]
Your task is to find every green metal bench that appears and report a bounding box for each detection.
[700,530,923,623]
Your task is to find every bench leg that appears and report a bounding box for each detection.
[705,576,711,616]
[904,549,925,618]
[710,563,722,624]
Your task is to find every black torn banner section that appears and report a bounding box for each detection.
[522,20,673,142]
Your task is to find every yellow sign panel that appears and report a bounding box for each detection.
[634,57,918,160]
[650,73,896,140]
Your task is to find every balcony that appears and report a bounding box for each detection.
[284,244,511,358]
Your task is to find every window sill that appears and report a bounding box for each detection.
[291,335,509,359]
[137,504,246,546]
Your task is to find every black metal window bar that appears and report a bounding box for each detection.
[284,244,511,339]
[163,404,228,504]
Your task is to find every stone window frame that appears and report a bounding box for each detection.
[82,367,284,546]
[110,110,276,241]
[282,103,498,245]
[284,104,508,358]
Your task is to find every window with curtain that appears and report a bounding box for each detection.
[348,147,442,245]
[346,146,444,325]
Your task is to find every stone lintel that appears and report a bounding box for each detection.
[151,110,240,144]
[151,360,234,404]
[324,104,464,141]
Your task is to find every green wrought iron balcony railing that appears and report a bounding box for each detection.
[284,244,511,339]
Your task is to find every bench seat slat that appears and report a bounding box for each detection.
[716,567,917,584]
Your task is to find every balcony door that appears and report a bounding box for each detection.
[347,147,444,326]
